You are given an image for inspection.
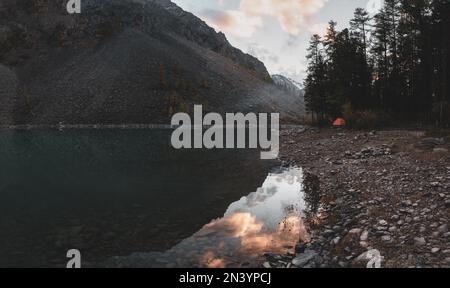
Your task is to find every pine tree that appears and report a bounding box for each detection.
[303,0,450,126]
[430,0,450,125]
[350,8,372,109]
[350,8,371,61]
[304,34,327,123]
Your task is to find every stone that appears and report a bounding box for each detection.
[402,200,413,206]
[291,250,318,267]
[331,237,341,245]
[431,182,440,187]
[349,228,362,235]
[338,261,348,268]
[376,225,388,231]
[414,237,426,246]
[360,241,369,248]
[263,262,271,268]
[379,220,388,226]
[381,235,392,242]
[360,230,369,242]
[264,252,282,261]
[438,224,448,233]
[430,222,439,228]
[431,248,440,254]
[433,148,448,154]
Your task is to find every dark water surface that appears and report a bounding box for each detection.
[0,129,307,267]
[106,167,309,268]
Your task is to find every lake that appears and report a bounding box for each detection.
[0,129,310,267]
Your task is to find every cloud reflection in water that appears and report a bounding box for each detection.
[109,167,309,268]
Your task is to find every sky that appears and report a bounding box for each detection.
[172,0,382,82]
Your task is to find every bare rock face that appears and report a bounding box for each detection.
[148,0,266,70]
[0,0,303,124]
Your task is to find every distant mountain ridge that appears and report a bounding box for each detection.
[0,0,304,125]
[272,74,305,109]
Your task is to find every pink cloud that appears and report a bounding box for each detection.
[205,0,328,37]
[203,9,263,38]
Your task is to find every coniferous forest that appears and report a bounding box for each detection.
[304,0,450,128]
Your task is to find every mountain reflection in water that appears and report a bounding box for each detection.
[107,167,309,268]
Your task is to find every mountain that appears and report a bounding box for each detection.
[0,0,304,125]
[272,74,305,109]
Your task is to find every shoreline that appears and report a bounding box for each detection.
[0,124,305,130]
[272,127,450,268]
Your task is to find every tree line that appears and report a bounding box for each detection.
[304,0,450,127]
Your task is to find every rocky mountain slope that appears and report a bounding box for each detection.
[0,0,304,125]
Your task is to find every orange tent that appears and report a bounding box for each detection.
[333,118,346,127]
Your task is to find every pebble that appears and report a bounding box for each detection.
[433,148,449,154]
[414,237,426,246]
[438,224,448,234]
[331,237,340,245]
[280,131,450,268]
[360,231,369,242]
[349,228,362,235]
[360,241,369,248]
[338,261,348,268]
[379,220,388,226]
[431,248,440,254]
[381,235,392,242]
[291,250,318,267]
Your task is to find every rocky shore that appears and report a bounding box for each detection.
[268,127,450,268]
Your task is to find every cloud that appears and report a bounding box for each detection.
[246,43,279,63]
[203,0,328,38]
[240,0,328,35]
[202,9,263,38]
[307,22,329,36]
